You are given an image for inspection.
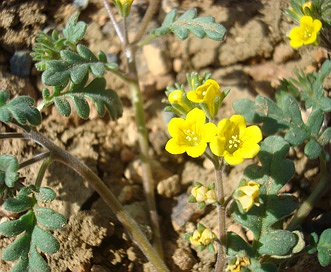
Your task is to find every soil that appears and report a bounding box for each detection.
[1,0,331,271]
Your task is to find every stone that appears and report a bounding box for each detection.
[142,43,171,76]
[273,42,296,64]
[10,50,32,77]
[157,174,181,198]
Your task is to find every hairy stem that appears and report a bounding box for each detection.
[286,154,331,230]
[103,0,125,45]
[212,156,226,272]
[126,56,164,258]
[20,128,169,271]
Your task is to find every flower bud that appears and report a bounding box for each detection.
[233,180,261,213]
[112,0,133,18]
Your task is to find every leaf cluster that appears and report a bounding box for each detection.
[151,8,226,41]
[309,228,331,267]
[227,136,298,271]
[233,60,331,159]
[0,89,41,126]
[32,12,122,120]
[0,186,66,272]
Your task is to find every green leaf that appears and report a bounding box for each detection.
[0,154,19,188]
[3,194,35,213]
[231,136,298,258]
[29,246,50,272]
[42,48,106,86]
[0,89,41,126]
[0,211,34,237]
[35,187,57,202]
[317,228,331,267]
[63,12,87,43]
[2,231,31,261]
[52,77,122,120]
[32,225,59,254]
[151,8,226,41]
[34,207,66,230]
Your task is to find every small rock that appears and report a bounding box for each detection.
[173,58,182,73]
[142,43,171,76]
[120,147,135,163]
[171,193,205,231]
[273,43,296,64]
[10,50,32,77]
[73,0,89,10]
[172,248,196,270]
[157,174,181,198]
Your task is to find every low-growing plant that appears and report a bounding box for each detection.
[1,0,331,271]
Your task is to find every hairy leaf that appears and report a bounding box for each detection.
[63,12,87,43]
[52,77,122,120]
[151,8,226,41]
[317,228,331,267]
[231,136,298,257]
[0,89,41,126]
[0,154,19,188]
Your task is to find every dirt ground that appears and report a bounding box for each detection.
[1,0,331,271]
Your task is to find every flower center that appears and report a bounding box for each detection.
[303,26,313,40]
[185,129,199,146]
[227,134,241,153]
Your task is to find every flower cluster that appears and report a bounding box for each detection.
[225,255,251,272]
[166,74,228,119]
[288,2,323,48]
[165,105,262,165]
[233,180,261,213]
[185,223,216,252]
[188,182,217,209]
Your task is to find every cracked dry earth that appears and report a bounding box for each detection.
[1,0,331,271]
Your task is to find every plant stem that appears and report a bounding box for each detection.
[35,156,53,188]
[126,58,164,258]
[18,151,51,170]
[0,132,26,139]
[212,156,226,272]
[132,0,161,44]
[103,0,125,45]
[19,127,169,271]
[286,154,331,231]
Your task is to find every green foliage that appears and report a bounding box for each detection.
[0,155,20,199]
[0,89,41,126]
[0,186,66,272]
[234,93,331,159]
[229,136,299,259]
[317,229,331,266]
[151,8,226,41]
[32,12,122,120]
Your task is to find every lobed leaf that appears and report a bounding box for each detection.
[0,89,41,126]
[151,8,226,41]
[63,12,87,43]
[34,207,66,230]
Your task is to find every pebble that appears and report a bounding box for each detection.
[10,50,32,77]
[157,174,181,198]
[72,0,89,10]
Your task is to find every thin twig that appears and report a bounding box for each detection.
[18,151,51,170]
[18,127,169,271]
[132,0,161,44]
[0,132,26,139]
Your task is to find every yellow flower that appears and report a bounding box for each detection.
[187,79,223,118]
[191,183,217,204]
[210,115,262,165]
[234,181,261,213]
[168,89,192,113]
[165,108,217,158]
[225,256,251,272]
[189,228,215,246]
[289,16,322,48]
